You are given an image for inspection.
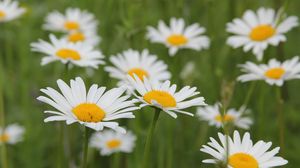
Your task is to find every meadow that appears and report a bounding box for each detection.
[0,0,300,168]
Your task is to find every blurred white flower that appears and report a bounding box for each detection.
[227,7,298,60]
[0,0,26,22]
[0,123,25,145]
[147,18,210,56]
[238,56,300,86]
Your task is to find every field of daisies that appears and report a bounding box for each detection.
[1,0,300,167]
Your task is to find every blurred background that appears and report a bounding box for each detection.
[0,0,299,167]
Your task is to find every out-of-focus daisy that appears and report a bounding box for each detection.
[31,34,104,68]
[37,77,138,132]
[0,0,26,22]
[64,30,100,47]
[147,18,210,56]
[200,131,288,167]
[43,8,98,33]
[90,129,136,156]
[238,56,300,86]
[127,75,206,118]
[0,124,25,145]
[105,49,171,86]
[196,103,253,129]
[227,7,298,60]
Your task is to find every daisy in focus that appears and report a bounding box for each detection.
[227,7,298,60]
[37,77,138,132]
[31,34,104,68]
[238,56,300,86]
[43,7,98,33]
[90,129,136,156]
[0,0,26,22]
[105,49,171,86]
[196,103,253,129]
[146,18,210,56]
[200,131,288,168]
[0,124,25,145]
[127,75,206,118]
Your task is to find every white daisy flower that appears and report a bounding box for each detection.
[0,0,26,22]
[196,103,253,129]
[37,77,138,133]
[90,129,136,156]
[127,75,206,118]
[31,34,104,68]
[64,30,100,47]
[105,49,171,86]
[43,7,98,33]
[200,131,288,168]
[238,56,300,86]
[227,7,299,60]
[146,18,210,56]
[0,123,25,145]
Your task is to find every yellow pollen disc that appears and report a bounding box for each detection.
[143,90,176,108]
[106,139,122,149]
[64,21,80,30]
[167,34,188,46]
[0,133,9,143]
[0,10,6,19]
[229,153,258,168]
[215,114,234,122]
[264,67,285,79]
[72,103,105,122]
[56,49,81,60]
[68,32,85,42]
[127,68,149,80]
[249,25,275,41]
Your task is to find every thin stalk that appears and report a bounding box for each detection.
[82,127,90,168]
[112,153,121,168]
[0,83,8,168]
[142,108,161,168]
[276,87,285,155]
[242,82,256,108]
[220,104,230,167]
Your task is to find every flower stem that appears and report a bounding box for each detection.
[276,87,285,155]
[242,82,256,107]
[82,127,90,168]
[142,108,161,168]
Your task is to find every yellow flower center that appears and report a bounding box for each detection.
[68,32,85,42]
[0,133,9,143]
[215,114,234,122]
[0,10,6,19]
[249,25,275,41]
[127,68,149,80]
[167,34,188,46]
[229,153,258,168]
[56,49,81,60]
[143,90,176,108]
[106,139,122,149]
[72,103,105,122]
[264,67,285,79]
[64,21,80,30]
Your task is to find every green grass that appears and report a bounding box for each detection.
[1,0,300,167]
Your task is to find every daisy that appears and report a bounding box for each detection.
[146,18,210,56]
[238,56,300,86]
[0,124,25,145]
[64,30,100,47]
[227,7,299,60]
[200,131,288,168]
[31,34,104,68]
[90,129,136,156]
[196,103,253,129]
[43,7,98,33]
[37,77,138,132]
[127,75,206,118]
[105,49,171,86]
[0,0,26,22]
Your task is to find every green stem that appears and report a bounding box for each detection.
[82,127,89,168]
[276,87,285,155]
[112,153,121,168]
[142,108,161,168]
[220,104,229,167]
[242,82,256,108]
